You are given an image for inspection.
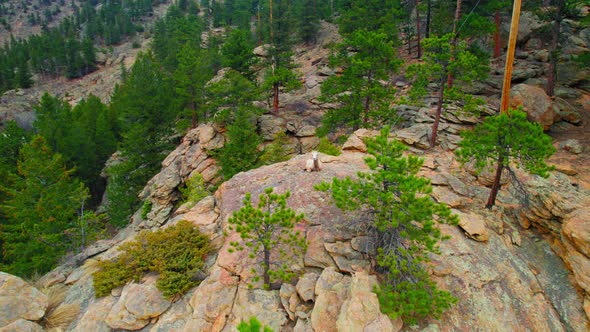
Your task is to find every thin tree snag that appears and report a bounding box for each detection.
[546,0,564,97]
[500,0,522,114]
[416,0,422,58]
[447,0,462,88]
[430,76,445,147]
[425,0,431,38]
[494,9,501,58]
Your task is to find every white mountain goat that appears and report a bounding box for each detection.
[304,151,322,172]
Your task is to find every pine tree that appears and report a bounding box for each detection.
[0,136,88,277]
[456,108,556,208]
[315,126,458,324]
[107,52,176,226]
[173,43,213,128]
[221,28,257,78]
[215,108,262,180]
[406,33,488,147]
[319,30,401,135]
[228,187,307,288]
[15,57,33,89]
[206,69,262,125]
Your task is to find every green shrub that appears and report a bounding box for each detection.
[179,174,209,208]
[237,317,273,332]
[259,131,291,165]
[141,200,152,219]
[92,220,210,299]
[316,137,341,156]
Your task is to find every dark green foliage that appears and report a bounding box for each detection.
[319,30,401,134]
[215,108,262,180]
[0,121,30,270]
[152,6,203,72]
[456,109,556,208]
[93,220,211,299]
[221,28,257,78]
[0,136,88,277]
[228,187,307,288]
[296,0,320,44]
[237,317,274,332]
[206,69,263,123]
[106,52,176,226]
[338,0,404,41]
[173,43,215,127]
[315,127,458,324]
[34,93,116,206]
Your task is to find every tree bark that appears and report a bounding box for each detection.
[494,9,501,58]
[500,0,522,113]
[486,154,505,209]
[263,246,271,287]
[425,0,431,38]
[415,0,422,58]
[363,71,373,126]
[430,76,445,147]
[447,0,462,88]
[273,82,279,112]
[191,98,197,128]
[546,0,564,97]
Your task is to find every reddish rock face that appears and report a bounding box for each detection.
[510,84,556,130]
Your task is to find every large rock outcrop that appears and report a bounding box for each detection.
[0,273,48,328]
[510,84,556,130]
[2,127,589,331]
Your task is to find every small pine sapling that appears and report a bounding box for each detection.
[227,187,307,288]
[406,33,488,147]
[456,108,555,208]
[315,126,458,324]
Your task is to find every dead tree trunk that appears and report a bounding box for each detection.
[430,75,446,147]
[494,9,501,58]
[546,0,564,97]
[415,0,422,58]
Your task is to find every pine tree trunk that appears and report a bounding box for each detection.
[273,82,279,112]
[363,71,373,126]
[486,154,505,209]
[546,0,564,97]
[190,94,197,128]
[430,77,445,147]
[447,0,462,88]
[425,0,431,38]
[415,0,422,58]
[494,9,501,58]
[263,246,271,287]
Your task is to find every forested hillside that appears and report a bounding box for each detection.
[0,0,589,330]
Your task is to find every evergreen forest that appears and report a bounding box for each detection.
[0,0,588,326]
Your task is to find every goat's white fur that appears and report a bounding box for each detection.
[304,151,322,172]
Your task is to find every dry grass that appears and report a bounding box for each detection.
[38,285,80,330]
[43,303,80,330]
[82,258,101,275]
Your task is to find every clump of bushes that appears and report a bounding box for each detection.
[179,174,210,208]
[92,220,210,299]
[316,137,341,156]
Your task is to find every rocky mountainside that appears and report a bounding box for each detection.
[0,11,590,332]
[1,122,589,331]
